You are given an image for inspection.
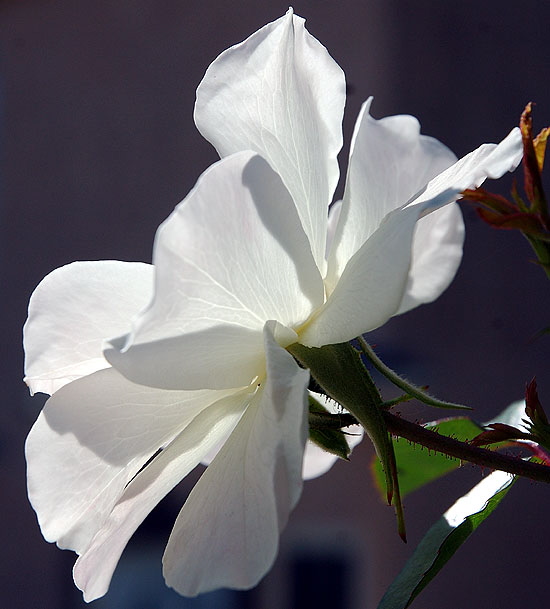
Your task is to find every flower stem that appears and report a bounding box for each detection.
[383,412,550,484]
[311,409,550,483]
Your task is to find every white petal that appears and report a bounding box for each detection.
[106,152,323,390]
[325,200,342,260]
[162,322,309,596]
[194,9,345,273]
[302,391,363,480]
[327,100,456,292]
[395,202,465,315]
[201,389,364,481]
[25,367,230,555]
[301,204,424,347]
[392,130,521,313]
[411,127,523,212]
[24,261,153,395]
[73,388,250,602]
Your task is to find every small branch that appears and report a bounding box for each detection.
[384,412,550,484]
[308,410,357,430]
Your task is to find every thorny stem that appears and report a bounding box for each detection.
[384,412,550,484]
[312,410,550,483]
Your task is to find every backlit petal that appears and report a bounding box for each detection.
[301,204,424,346]
[73,388,250,602]
[396,202,465,315]
[411,127,523,211]
[24,261,153,395]
[162,322,309,596]
[106,152,322,390]
[390,130,521,318]
[194,9,345,272]
[26,367,230,555]
[327,100,456,292]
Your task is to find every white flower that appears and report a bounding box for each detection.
[24,9,522,602]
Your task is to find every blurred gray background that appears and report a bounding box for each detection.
[1,1,549,608]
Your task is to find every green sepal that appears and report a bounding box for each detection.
[289,341,406,541]
[358,337,471,411]
[308,396,352,461]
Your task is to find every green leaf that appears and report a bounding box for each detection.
[371,417,483,499]
[377,470,516,609]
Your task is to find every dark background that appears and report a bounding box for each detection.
[2,1,549,608]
